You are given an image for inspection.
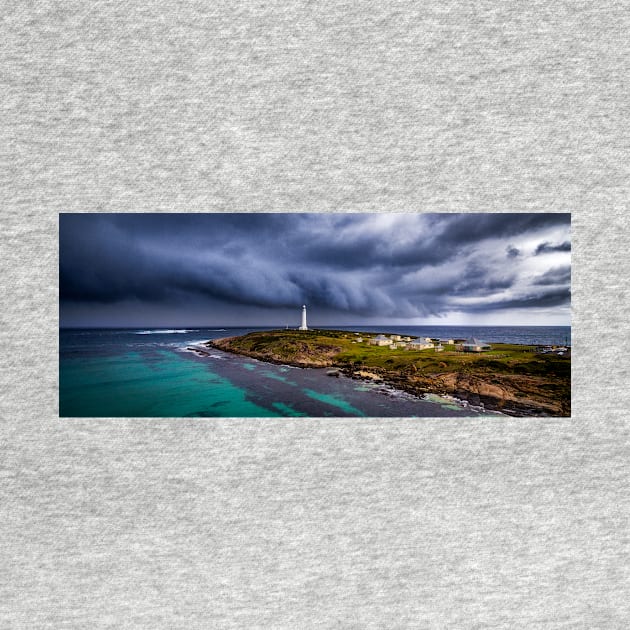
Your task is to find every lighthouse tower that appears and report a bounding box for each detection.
[299,305,308,331]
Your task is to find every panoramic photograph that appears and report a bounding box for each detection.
[59,213,571,417]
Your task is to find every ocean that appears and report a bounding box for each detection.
[59,326,570,418]
[320,325,570,346]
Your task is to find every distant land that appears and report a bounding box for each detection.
[208,329,571,417]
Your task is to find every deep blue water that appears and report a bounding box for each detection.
[59,326,569,418]
[324,325,571,346]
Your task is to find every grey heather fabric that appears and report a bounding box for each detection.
[1,1,629,628]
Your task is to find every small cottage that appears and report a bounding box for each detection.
[406,339,434,350]
[460,338,491,352]
[369,334,392,346]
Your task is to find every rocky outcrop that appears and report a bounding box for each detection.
[209,335,570,417]
[426,372,565,416]
[208,337,339,368]
[339,367,569,417]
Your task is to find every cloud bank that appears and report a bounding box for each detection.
[60,213,571,327]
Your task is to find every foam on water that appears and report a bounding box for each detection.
[135,329,198,334]
[178,340,216,354]
[59,328,514,418]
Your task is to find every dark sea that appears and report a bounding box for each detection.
[59,326,570,418]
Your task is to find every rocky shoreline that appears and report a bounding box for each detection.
[206,337,568,417]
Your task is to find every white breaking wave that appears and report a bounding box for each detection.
[180,342,225,359]
[134,329,198,335]
[178,340,212,351]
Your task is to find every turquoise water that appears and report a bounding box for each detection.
[60,328,444,417]
[302,389,365,417]
[60,349,271,417]
[59,327,567,418]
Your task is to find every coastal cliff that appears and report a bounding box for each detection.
[208,330,571,417]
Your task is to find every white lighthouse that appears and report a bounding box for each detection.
[299,305,308,331]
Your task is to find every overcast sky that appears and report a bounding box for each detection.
[59,213,571,328]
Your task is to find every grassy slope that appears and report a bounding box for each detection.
[209,329,571,416]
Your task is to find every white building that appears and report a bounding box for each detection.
[460,338,491,352]
[407,339,434,350]
[298,305,308,331]
[369,334,392,346]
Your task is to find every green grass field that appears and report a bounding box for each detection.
[219,328,569,378]
[211,329,571,415]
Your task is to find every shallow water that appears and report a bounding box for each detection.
[58,328,514,418]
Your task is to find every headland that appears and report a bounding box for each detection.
[206,329,571,417]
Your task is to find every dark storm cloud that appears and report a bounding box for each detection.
[532,266,571,286]
[298,213,570,271]
[465,287,572,311]
[535,241,572,255]
[61,243,300,308]
[452,274,517,296]
[437,213,568,244]
[415,259,517,298]
[59,213,571,325]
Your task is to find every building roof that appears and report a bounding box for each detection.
[463,338,490,346]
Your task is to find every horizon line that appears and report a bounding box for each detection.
[60,323,571,330]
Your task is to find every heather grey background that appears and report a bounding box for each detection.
[1,1,629,628]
